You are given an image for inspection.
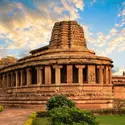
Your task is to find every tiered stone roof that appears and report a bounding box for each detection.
[49,21,87,50]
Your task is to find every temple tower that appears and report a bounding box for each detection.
[49,21,88,51]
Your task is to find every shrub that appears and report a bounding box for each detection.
[121,108,125,114]
[49,106,99,125]
[37,111,50,117]
[29,112,37,119]
[91,109,114,115]
[24,118,33,125]
[113,98,125,115]
[24,112,37,125]
[46,95,75,111]
[0,106,3,112]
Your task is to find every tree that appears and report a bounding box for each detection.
[49,106,99,125]
[113,98,125,115]
[0,56,17,68]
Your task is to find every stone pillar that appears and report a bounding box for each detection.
[2,74,5,88]
[87,65,96,84]
[104,66,109,84]
[26,68,32,86]
[45,66,51,85]
[7,73,9,88]
[109,67,112,84]
[10,72,14,87]
[20,70,25,86]
[97,66,104,84]
[0,76,1,88]
[75,65,85,85]
[4,74,7,88]
[67,65,73,84]
[53,65,63,85]
[0,75,1,88]
[123,71,125,76]
[15,71,19,88]
[35,66,43,85]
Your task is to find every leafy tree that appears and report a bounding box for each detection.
[46,95,75,111]
[113,98,125,115]
[0,56,17,68]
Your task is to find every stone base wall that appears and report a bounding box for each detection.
[112,75,125,99]
[113,86,125,99]
[0,84,113,109]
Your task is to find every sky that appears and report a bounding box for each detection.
[0,0,125,75]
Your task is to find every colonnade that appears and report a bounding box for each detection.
[0,65,112,89]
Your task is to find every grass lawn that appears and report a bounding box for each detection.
[96,115,125,125]
[32,117,50,125]
[32,115,125,125]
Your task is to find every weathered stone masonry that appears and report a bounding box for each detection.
[0,21,117,109]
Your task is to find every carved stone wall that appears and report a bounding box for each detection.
[88,65,96,84]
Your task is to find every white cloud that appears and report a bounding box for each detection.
[110,28,118,36]
[90,0,97,6]
[116,3,125,27]
[113,68,125,75]
[73,0,84,10]
[0,0,84,58]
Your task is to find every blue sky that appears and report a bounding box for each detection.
[0,0,125,75]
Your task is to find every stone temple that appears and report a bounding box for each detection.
[0,21,125,109]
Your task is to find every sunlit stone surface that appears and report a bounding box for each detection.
[0,21,124,109]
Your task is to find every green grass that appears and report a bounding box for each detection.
[32,115,125,125]
[96,115,125,125]
[32,117,50,125]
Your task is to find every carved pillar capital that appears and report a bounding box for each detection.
[53,65,63,69]
[35,66,43,70]
[97,65,104,69]
[75,65,86,69]
[26,68,32,71]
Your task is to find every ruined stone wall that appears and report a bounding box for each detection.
[112,75,125,99]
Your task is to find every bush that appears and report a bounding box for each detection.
[24,118,33,125]
[91,109,114,115]
[46,95,75,111]
[0,106,3,112]
[113,98,125,115]
[29,112,37,119]
[37,111,50,117]
[49,106,99,125]
[24,112,37,125]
